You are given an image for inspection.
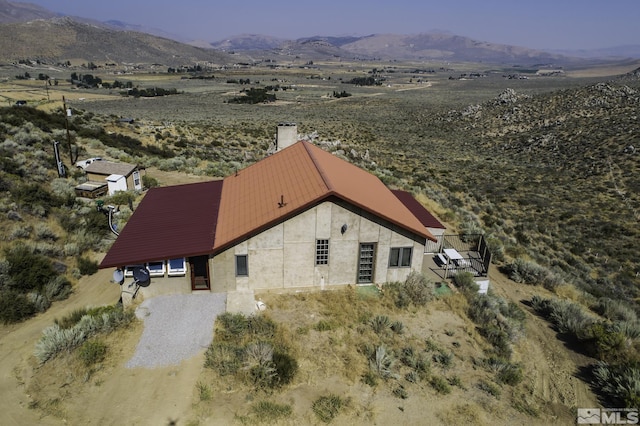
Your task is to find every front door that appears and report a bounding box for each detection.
[189,255,210,290]
[357,243,376,284]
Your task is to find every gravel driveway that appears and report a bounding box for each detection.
[126,293,226,368]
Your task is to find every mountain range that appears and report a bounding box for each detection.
[0,0,638,66]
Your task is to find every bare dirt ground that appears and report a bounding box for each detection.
[0,167,599,426]
[0,261,599,425]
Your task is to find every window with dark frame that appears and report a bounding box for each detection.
[389,247,413,267]
[316,239,329,265]
[235,254,248,276]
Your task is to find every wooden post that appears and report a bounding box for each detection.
[62,96,75,164]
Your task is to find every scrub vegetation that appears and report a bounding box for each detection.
[1,59,639,423]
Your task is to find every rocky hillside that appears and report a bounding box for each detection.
[211,32,579,66]
[0,0,57,23]
[0,17,234,66]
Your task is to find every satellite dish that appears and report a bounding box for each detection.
[113,269,124,285]
[132,265,151,287]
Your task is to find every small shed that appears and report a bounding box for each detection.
[106,174,127,195]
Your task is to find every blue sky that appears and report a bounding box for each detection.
[18,0,640,50]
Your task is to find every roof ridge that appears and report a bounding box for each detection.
[301,141,333,192]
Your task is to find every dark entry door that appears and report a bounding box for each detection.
[357,243,375,284]
[189,255,210,290]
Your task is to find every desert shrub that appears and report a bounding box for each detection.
[4,244,57,292]
[216,312,248,341]
[312,394,347,423]
[196,381,212,402]
[314,319,338,331]
[430,375,452,394]
[477,379,501,399]
[246,400,292,423]
[613,321,640,340]
[44,276,72,301]
[592,361,640,408]
[467,294,525,358]
[142,175,159,189]
[204,342,242,375]
[583,322,626,361]
[50,178,76,201]
[386,271,433,308]
[13,183,64,216]
[63,242,80,256]
[55,307,89,329]
[459,219,483,243]
[400,346,430,374]
[369,345,397,379]
[432,350,454,370]
[390,320,404,334]
[535,298,595,337]
[77,256,99,276]
[209,313,296,390]
[272,351,298,387]
[592,298,638,322]
[35,305,132,364]
[393,384,409,399]
[370,315,391,334]
[77,339,107,366]
[247,314,277,339]
[27,292,51,312]
[245,360,277,389]
[502,258,563,290]
[34,223,58,241]
[485,357,524,386]
[0,290,36,323]
[453,271,477,292]
[34,324,87,364]
[9,225,31,240]
[448,375,465,389]
[405,371,419,383]
[402,271,433,306]
[362,370,378,387]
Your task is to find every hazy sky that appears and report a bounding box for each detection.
[18,0,640,50]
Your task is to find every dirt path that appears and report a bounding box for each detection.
[0,266,121,425]
[0,263,209,425]
[487,268,600,419]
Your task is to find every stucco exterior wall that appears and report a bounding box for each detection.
[210,200,425,291]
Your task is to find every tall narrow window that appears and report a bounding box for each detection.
[316,239,329,265]
[235,254,248,276]
[389,247,412,267]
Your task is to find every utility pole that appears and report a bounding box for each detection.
[62,96,76,165]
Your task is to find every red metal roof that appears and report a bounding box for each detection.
[100,142,437,268]
[214,142,435,251]
[392,189,445,229]
[99,180,222,268]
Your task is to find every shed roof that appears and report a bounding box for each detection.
[100,180,222,268]
[391,189,445,229]
[85,160,137,177]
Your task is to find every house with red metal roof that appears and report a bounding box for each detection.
[100,139,439,293]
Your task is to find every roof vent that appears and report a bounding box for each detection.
[278,194,287,208]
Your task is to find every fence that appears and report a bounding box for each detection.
[439,234,492,278]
